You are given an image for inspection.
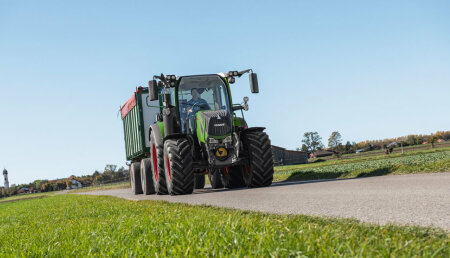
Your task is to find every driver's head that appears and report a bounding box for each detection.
[191,88,200,100]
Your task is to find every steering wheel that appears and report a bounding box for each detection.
[184,102,208,115]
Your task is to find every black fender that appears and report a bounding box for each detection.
[149,124,163,148]
[242,127,266,134]
[163,133,188,142]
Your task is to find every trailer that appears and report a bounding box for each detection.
[121,88,161,161]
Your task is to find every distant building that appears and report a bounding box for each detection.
[71,179,82,189]
[3,168,9,190]
[272,145,308,166]
[17,187,30,194]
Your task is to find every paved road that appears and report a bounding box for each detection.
[79,173,450,230]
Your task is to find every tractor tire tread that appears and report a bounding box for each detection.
[164,138,194,195]
[243,131,274,187]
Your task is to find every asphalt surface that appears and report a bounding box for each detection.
[79,172,450,230]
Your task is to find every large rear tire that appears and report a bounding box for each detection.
[242,131,274,187]
[150,133,168,195]
[223,166,246,189]
[208,169,224,189]
[140,158,155,195]
[130,162,143,195]
[194,175,205,189]
[164,138,194,195]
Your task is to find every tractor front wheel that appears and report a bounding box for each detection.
[164,138,194,195]
[130,162,143,195]
[242,131,274,187]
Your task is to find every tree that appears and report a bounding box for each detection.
[344,141,352,153]
[301,132,324,154]
[301,144,309,152]
[328,131,342,151]
[104,164,117,173]
[66,180,72,189]
[430,135,437,148]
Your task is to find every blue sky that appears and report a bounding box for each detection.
[1,1,449,184]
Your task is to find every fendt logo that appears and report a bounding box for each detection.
[214,123,225,127]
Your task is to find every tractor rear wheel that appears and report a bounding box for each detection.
[194,175,205,189]
[164,138,194,195]
[140,158,155,195]
[223,166,246,189]
[130,162,143,195]
[150,133,168,195]
[242,131,274,187]
[208,169,224,189]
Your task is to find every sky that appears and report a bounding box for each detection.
[1,0,449,184]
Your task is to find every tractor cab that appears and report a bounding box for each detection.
[176,75,232,135]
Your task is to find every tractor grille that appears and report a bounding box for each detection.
[200,110,232,137]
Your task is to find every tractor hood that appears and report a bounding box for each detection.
[197,110,232,140]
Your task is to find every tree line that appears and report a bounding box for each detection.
[299,130,450,156]
[0,164,128,199]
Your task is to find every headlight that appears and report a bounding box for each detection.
[223,136,232,143]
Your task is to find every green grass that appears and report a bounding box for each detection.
[321,142,450,160]
[0,192,54,203]
[274,147,450,181]
[70,181,130,193]
[0,194,448,256]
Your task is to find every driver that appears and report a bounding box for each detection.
[187,88,210,114]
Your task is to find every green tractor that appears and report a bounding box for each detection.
[123,69,274,195]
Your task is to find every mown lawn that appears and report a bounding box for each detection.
[70,181,130,193]
[0,192,54,203]
[0,194,448,256]
[274,147,450,181]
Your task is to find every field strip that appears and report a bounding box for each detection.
[0,195,48,204]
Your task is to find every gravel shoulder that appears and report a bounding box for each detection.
[77,172,450,230]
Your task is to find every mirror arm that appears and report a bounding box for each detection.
[232,106,244,111]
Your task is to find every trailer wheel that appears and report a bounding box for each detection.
[150,133,168,195]
[208,169,224,189]
[223,166,246,189]
[140,158,155,195]
[130,162,143,195]
[194,175,205,189]
[242,131,274,187]
[164,138,194,195]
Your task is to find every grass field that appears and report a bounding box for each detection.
[0,192,54,203]
[70,181,130,193]
[0,194,448,256]
[274,147,450,182]
[319,142,450,161]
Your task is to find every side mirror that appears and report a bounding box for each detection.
[148,80,158,101]
[249,73,259,93]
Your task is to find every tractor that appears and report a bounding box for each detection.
[124,69,274,195]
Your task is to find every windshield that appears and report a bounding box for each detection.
[177,75,231,132]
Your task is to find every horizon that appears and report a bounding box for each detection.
[1,1,449,184]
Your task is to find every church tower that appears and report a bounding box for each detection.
[3,168,9,189]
